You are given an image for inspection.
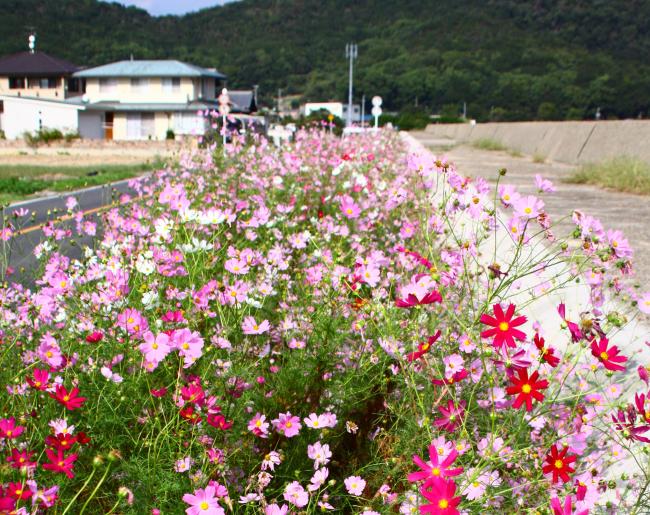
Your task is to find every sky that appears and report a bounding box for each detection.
[110,1,234,16]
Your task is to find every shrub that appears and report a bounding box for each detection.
[166,129,176,140]
[0,129,646,514]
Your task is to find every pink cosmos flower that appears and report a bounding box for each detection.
[242,316,270,335]
[637,292,650,315]
[513,195,544,219]
[265,505,289,515]
[117,308,149,337]
[535,174,556,193]
[248,413,270,437]
[173,328,205,361]
[498,184,520,206]
[182,485,225,515]
[340,195,361,219]
[307,441,332,468]
[308,467,329,491]
[283,481,308,508]
[139,331,171,364]
[344,475,366,496]
[272,412,301,438]
[37,332,63,368]
[606,229,633,258]
[443,354,464,379]
[224,258,249,275]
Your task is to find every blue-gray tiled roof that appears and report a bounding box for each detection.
[74,60,226,79]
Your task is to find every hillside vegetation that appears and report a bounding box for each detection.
[1,0,649,121]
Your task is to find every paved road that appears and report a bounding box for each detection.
[411,133,650,291]
[0,179,140,286]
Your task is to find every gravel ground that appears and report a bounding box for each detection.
[411,132,650,291]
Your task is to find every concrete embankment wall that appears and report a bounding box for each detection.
[423,121,650,165]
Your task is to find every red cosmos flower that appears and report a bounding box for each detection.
[506,368,549,412]
[480,304,527,349]
[407,331,441,362]
[534,334,560,368]
[396,246,433,269]
[49,385,86,411]
[6,448,36,470]
[180,405,202,424]
[85,331,103,343]
[420,477,461,515]
[150,387,168,397]
[590,337,627,372]
[45,433,77,451]
[611,407,650,443]
[26,369,50,390]
[207,414,233,430]
[395,290,442,308]
[432,369,469,386]
[635,391,650,424]
[0,418,25,440]
[542,445,576,484]
[42,449,78,479]
[6,482,30,500]
[408,448,463,487]
[76,431,91,445]
[433,400,466,432]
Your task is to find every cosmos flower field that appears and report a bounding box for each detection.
[0,128,649,514]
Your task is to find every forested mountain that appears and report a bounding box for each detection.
[1,0,649,121]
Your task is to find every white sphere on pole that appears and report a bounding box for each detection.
[371,96,382,107]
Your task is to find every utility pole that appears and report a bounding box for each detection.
[361,94,365,128]
[345,43,358,127]
[277,88,282,117]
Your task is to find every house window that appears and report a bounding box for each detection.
[39,78,57,89]
[67,78,80,92]
[162,77,181,93]
[27,78,40,88]
[173,112,204,135]
[8,78,25,89]
[0,101,3,114]
[126,112,155,139]
[99,78,118,94]
[131,78,149,93]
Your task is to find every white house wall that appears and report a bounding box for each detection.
[0,97,80,139]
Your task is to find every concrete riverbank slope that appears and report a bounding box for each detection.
[422,121,650,165]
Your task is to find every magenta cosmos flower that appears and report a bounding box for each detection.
[434,400,466,432]
[420,477,461,514]
[408,448,463,487]
[182,485,225,515]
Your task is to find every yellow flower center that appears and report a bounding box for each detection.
[554,459,563,469]
[439,499,449,509]
[524,207,532,214]
[152,343,158,350]
[521,384,532,394]
[200,501,209,510]
[600,351,609,360]
[499,322,509,331]
[431,467,440,476]
[285,421,292,428]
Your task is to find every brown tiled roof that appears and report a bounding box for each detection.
[0,51,79,77]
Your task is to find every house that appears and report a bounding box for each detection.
[0,50,82,100]
[0,58,227,140]
[303,102,361,122]
[0,45,84,136]
[72,60,227,140]
[229,90,257,114]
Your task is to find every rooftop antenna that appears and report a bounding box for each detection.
[28,33,36,54]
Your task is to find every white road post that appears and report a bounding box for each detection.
[371,96,382,130]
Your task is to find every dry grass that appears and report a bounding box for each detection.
[565,156,650,195]
[471,138,508,151]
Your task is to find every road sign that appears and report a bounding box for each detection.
[371,96,382,107]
